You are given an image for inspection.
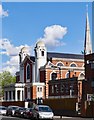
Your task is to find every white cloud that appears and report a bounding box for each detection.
[0,38,32,75]
[0,4,8,17]
[2,56,19,75]
[2,65,18,76]
[1,25,67,75]
[0,38,32,56]
[38,25,67,48]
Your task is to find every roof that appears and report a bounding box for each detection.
[29,52,84,62]
[47,52,84,60]
[30,56,35,62]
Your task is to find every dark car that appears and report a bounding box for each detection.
[6,106,18,116]
[14,107,26,117]
[23,108,33,119]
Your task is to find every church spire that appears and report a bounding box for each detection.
[84,5,92,55]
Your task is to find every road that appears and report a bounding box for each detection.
[0,115,94,120]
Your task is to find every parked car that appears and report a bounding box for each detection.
[33,105,54,120]
[6,106,18,116]
[23,108,33,119]
[0,106,7,115]
[14,107,26,117]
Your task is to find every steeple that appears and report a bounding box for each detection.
[84,5,92,55]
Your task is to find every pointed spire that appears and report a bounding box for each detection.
[84,5,92,55]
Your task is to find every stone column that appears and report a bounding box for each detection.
[11,91,13,101]
[22,90,24,101]
[20,90,22,101]
[15,90,18,101]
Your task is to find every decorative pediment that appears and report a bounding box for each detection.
[45,61,57,69]
[21,55,34,65]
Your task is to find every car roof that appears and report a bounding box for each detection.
[0,106,7,108]
[8,106,19,108]
[37,105,50,107]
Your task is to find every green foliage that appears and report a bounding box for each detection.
[0,71,16,96]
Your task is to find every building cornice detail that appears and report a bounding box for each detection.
[52,58,84,62]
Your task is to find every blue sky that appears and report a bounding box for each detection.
[0,2,93,75]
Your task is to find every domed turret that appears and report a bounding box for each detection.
[36,41,45,48]
[21,47,28,53]
[34,41,47,82]
[19,47,28,64]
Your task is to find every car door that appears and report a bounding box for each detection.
[33,106,39,119]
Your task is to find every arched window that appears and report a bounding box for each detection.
[27,64,30,80]
[57,62,64,67]
[41,51,44,56]
[51,73,57,80]
[66,72,69,78]
[78,73,85,80]
[70,63,76,67]
[80,73,85,78]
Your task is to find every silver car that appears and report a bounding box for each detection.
[33,105,54,120]
[0,106,7,115]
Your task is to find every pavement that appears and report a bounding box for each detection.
[54,116,94,119]
[54,116,72,118]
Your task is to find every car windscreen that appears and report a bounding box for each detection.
[0,107,6,110]
[39,107,52,112]
[20,108,25,111]
[12,107,18,110]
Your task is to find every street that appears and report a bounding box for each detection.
[0,115,94,120]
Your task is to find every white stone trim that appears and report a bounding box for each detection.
[69,62,78,67]
[32,63,35,83]
[78,72,85,80]
[52,58,84,62]
[48,95,77,99]
[15,83,25,87]
[50,71,57,80]
[26,63,30,82]
[79,72,85,77]
[32,82,45,86]
[65,71,69,78]
[82,63,85,67]
[56,61,65,66]
[46,66,84,71]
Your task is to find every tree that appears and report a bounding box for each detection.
[0,71,16,96]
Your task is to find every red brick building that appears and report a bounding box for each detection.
[83,53,94,101]
[48,77,78,99]
[3,10,92,112]
[4,43,84,103]
[80,53,94,117]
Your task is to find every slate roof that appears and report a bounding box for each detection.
[47,52,84,59]
[30,52,84,62]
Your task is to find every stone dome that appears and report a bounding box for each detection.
[21,47,28,53]
[36,41,45,47]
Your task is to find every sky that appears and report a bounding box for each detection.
[0,1,93,75]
